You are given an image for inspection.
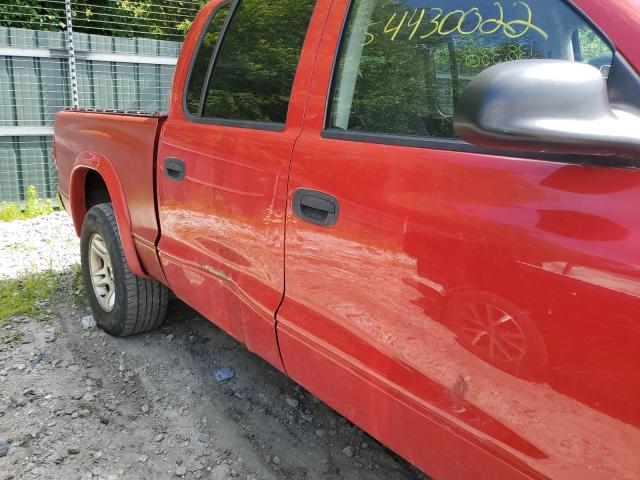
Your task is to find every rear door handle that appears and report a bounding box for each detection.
[292,189,339,227]
[164,158,186,181]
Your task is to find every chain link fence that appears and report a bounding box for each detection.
[0,0,202,203]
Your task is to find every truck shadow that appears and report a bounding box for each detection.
[137,296,429,480]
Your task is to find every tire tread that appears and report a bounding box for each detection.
[84,203,168,336]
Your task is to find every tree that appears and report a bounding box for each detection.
[0,0,203,41]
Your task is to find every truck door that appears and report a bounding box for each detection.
[277,0,640,479]
[156,0,327,369]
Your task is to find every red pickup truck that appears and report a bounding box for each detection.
[54,0,640,478]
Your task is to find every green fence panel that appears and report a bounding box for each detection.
[36,30,66,50]
[40,58,69,125]
[9,27,36,48]
[88,34,113,53]
[19,138,48,199]
[75,59,93,109]
[0,25,183,202]
[0,137,20,202]
[13,57,42,126]
[0,57,14,127]
[91,61,116,110]
[115,63,138,111]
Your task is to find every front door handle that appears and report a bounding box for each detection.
[164,158,186,181]
[292,189,339,227]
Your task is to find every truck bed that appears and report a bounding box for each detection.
[54,109,167,280]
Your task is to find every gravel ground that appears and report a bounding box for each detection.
[0,213,426,480]
[0,212,80,279]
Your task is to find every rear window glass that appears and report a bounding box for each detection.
[185,3,232,117]
[201,0,317,125]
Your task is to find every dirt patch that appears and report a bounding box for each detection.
[0,269,427,480]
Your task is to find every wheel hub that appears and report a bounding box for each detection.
[88,233,115,312]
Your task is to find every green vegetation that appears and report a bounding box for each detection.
[0,202,22,222]
[0,330,24,344]
[578,27,612,62]
[0,270,60,326]
[1,0,206,40]
[70,263,88,307]
[0,185,53,222]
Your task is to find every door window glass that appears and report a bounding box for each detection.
[202,0,317,124]
[185,3,232,116]
[328,0,613,139]
[575,26,612,77]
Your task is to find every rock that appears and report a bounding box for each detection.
[272,456,282,465]
[53,450,68,464]
[167,334,175,342]
[139,454,149,463]
[213,367,235,382]
[0,439,11,457]
[67,446,80,455]
[197,433,210,444]
[284,397,299,408]
[141,404,150,414]
[360,442,369,449]
[342,446,354,458]
[154,433,165,442]
[81,315,97,330]
[78,409,90,418]
[190,461,204,472]
[20,333,35,344]
[175,466,187,477]
[315,429,326,438]
[30,353,45,368]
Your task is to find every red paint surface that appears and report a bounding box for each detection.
[154,0,331,371]
[54,0,640,478]
[277,1,640,479]
[54,110,165,280]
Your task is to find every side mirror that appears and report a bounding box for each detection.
[453,59,640,158]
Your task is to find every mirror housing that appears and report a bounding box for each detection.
[453,59,640,158]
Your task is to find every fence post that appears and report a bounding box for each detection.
[65,0,79,109]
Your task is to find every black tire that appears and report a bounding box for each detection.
[80,203,168,337]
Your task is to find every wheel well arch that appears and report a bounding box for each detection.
[69,163,147,278]
[85,169,111,209]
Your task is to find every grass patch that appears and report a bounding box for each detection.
[0,185,53,222]
[0,270,60,326]
[70,263,88,307]
[0,330,23,344]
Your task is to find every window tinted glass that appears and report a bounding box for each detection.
[329,0,613,139]
[185,3,232,116]
[202,0,316,124]
[576,26,612,77]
